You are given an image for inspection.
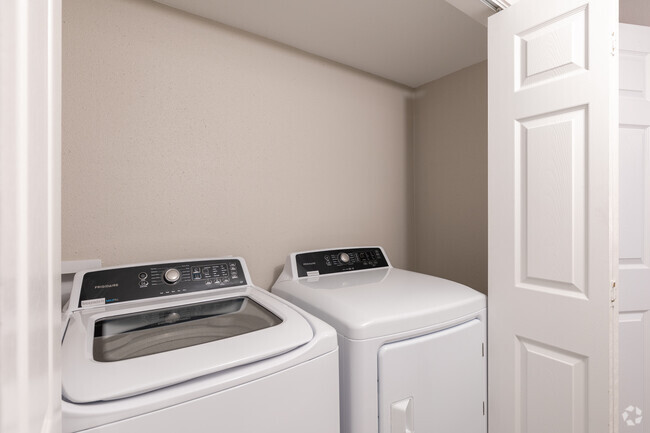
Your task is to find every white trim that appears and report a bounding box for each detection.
[0,0,62,431]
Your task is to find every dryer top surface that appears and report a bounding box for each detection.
[273,267,486,340]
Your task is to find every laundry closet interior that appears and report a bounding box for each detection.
[59,0,649,431]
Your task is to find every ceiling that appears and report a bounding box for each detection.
[154,0,489,88]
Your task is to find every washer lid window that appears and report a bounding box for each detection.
[62,289,314,403]
[93,297,281,362]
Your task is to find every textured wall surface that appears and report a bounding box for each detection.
[412,62,487,294]
[62,0,413,290]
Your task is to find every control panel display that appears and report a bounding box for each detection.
[295,247,388,277]
[78,259,246,308]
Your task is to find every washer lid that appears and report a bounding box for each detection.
[62,287,314,403]
[272,268,486,340]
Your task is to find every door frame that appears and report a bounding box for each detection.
[0,1,62,432]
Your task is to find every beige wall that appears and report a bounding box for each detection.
[621,0,650,26]
[62,0,413,290]
[412,62,487,294]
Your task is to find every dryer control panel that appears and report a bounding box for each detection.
[295,247,389,277]
[78,259,247,308]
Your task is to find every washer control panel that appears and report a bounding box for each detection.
[295,247,389,277]
[78,259,246,308]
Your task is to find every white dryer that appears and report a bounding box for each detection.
[272,246,487,433]
[61,257,340,433]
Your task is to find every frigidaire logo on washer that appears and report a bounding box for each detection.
[94,283,118,289]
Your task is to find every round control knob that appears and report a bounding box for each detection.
[164,268,181,284]
[339,252,350,264]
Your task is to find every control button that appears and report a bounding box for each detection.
[138,272,148,280]
[339,252,350,264]
[164,268,181,284]
[223,278,230,284]
[139,280,149,288]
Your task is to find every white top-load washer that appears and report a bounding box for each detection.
[272,246,487,433]
[61,257,340,433]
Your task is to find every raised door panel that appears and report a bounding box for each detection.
[619,126,649,269]
[516,107,587,297]
[515,6,588,90]
[516,338,587,433]
[620,312,649,430]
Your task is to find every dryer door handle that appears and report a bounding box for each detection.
[390,397,414,433]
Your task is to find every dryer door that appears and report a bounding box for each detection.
[378,318,486,433]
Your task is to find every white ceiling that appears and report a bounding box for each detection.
[154,0,489,88]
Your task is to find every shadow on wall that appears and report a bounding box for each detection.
[411,61,488,296]
[620,0,650,26]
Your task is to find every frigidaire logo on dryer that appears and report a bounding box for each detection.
[94,283,118,289]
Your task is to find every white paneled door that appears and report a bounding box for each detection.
[619,23,650,432]
[488,0,619,432]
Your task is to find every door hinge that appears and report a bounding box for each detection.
[610,280,617,304]
[483,401,486,415]
[612,32,617,56]
[482,343,485,357]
